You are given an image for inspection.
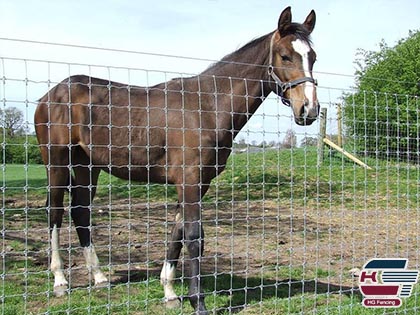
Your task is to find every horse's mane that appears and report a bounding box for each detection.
[201,33,270,74]
[220,33,270,63]
[202,24,312,75]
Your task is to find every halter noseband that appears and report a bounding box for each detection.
[268,32,317,105]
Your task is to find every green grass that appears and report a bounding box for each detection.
[2,261,420,314]
[1,147,418,210]
[0,164,47,199]
[2,147,420,314]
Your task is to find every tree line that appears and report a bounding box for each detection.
[234,129,318,149]
[342,30,420,162]
[0,107,42,164]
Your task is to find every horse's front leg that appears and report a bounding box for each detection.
[182,185,207,314]
[161,184,208,314]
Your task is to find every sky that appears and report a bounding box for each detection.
[1,0,419,144]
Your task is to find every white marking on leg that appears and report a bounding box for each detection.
[51,225,68,292]
[292,39,316,112]
[175,212,182,223]
[160,261,178,302]
[83,245,107,285]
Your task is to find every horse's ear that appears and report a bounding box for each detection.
[278,6,292,36]
[303,10,316,34]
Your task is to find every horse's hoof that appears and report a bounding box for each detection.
[165,297,181,309]
[53,285,67,297]
[94,280,109,289]
[194,303,209,315]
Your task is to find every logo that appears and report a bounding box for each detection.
[359,258,419,308]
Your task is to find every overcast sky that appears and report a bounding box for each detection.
[1,1,419,143]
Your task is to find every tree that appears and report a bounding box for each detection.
[300,136,317,147]
[233,137,247,149]
[282,129,297,149]
[0,135,43,164]
[259,140,267,148]
[342,30,420,161]
[0,107,27,137]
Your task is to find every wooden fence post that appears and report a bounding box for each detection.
[337,103,343,147]
[317,107,327,167]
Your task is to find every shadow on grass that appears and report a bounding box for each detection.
[112,269,360,314]
[210,274,360,314]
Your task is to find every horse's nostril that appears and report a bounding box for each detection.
[300,104,306,118]
[300,100,310,116]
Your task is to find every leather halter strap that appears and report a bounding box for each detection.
[268,32,317,104]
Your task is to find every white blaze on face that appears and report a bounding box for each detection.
[291,39,316,111]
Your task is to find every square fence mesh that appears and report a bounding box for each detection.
[0,50,419,315]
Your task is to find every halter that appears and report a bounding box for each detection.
[268,32,317,105]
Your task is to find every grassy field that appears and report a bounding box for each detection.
[2,146,418,208]
[1,146,420,314]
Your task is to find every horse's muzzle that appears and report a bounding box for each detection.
[295,100,319,126]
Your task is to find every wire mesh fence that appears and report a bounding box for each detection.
[1,41,420,315]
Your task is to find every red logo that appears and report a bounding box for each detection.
[359,259,419,308]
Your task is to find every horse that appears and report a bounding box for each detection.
[34,6,318,314]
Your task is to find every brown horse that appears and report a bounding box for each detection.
[35,6,318,314]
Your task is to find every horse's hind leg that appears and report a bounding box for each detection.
[160,203,184,308]
[71,150,107,287]
[45,154,70,297]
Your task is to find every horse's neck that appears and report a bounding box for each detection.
[199,39,271,138]
[216,74,267,137]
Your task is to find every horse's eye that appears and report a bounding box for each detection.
[281,55,292,62]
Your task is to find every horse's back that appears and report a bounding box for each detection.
[34,75,168,176]
[34,74,220,183]
[35,74,146,142]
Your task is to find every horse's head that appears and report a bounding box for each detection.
[268,7,319,126]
